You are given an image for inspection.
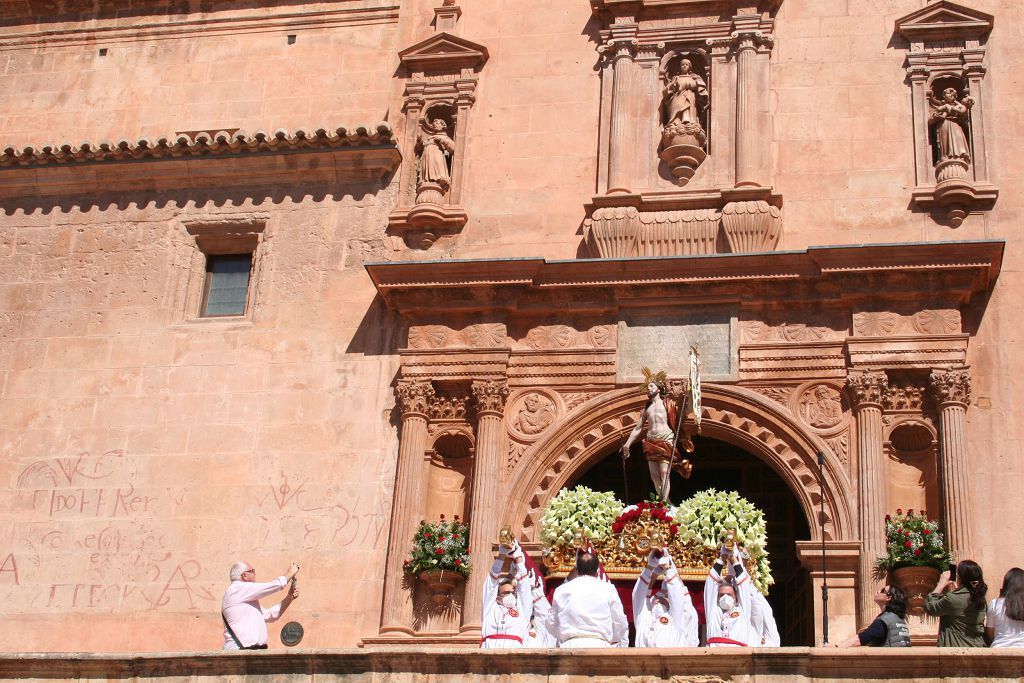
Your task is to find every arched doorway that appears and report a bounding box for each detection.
[572,435,813,645]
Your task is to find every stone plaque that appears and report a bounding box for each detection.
[617,308,736,383]
[281,621,304,646]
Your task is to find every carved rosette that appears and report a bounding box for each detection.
[396,380,435,418]
[471,380,510,417]
[929,368,971,408]
[846,371,888,409]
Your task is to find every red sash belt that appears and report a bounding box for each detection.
[707,636,748,647]
[481,634,523,646]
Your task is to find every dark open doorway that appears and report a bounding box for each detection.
[570,434,813,646]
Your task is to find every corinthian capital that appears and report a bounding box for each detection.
[471,380,509,416]
[929,368,972,408]
[396,380,435,418]
[846,371,889,409]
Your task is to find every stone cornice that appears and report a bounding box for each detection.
[366,241,1004,315]
[0,124,401,198]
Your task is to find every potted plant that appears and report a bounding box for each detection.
[404,515,471,605]
[876,509,951,615]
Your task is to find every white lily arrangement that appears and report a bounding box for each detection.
[677,488,773,593]
[539,485,624,546]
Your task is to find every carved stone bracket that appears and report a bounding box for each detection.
[929,367,972,407]
[896,1,997,227]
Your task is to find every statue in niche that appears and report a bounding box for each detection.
[415,117,455,203]
[661,58,709,150]
[513,393,556,436]
[929,86,974,166]
[658,56,709,184]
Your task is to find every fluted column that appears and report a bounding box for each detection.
[379,380,434,635]
[734,30,763,187]
[460,379,510,633]
[605,27,638,195]
[929,368,975,562]
[847,370,889,627]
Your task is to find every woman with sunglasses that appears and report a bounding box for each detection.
[835,585,911,647]
[925,559,987,647]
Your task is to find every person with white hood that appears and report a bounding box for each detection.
[632,548,699,647]
[703,544,759,648]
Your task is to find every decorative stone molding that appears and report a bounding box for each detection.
[470,380,509,417]
[387,3,488,249]
[427,394,469,422]
[883,383,928,412]
[740,320,843,344]
[929,367,972,407]
[0,124,401,197]
[846,371,889,409]
[853,311,899,337]
[515,324,616,350]
[408,323,506,349]
[912,309,962,335]
[895,1,997,227]
[506,389,563,442]
[585,1,784,257]
[397,380,436,418]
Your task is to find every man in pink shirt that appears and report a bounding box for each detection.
[221,561,300,650]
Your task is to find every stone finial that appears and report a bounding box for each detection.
[929,368,972,407]
[396,380,436,417]
[435,1,461,32]
[846,371,889,409]
[471,380,510,416]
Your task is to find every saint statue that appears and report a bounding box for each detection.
[513,393,556,436]
[416,117,456,192]
[929,87,974,164]
[621,369,693,503]
[661,58,709,150]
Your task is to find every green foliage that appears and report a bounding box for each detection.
[876,510,951,571]
[404,516,471,578]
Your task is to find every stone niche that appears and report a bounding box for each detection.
[585,0,783,258]
[387,2,488,249]
[895,1,998,227]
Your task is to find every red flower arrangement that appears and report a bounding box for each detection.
[611,500,680,537]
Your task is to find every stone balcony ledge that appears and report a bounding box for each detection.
[1,647,1022,682]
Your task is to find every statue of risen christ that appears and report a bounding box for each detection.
[620,376,693,502]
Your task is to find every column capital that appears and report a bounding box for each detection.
[396,380,435,418]
[471,379,509,416]
[732,29,773,53]
[846,370,889,409]
[929,367,972,408]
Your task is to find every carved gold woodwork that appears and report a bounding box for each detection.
[895,1,998,227]
[388,3,488,249]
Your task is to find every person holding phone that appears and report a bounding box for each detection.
[925,559,987,647]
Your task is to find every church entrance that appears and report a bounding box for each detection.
[570,435,814,646]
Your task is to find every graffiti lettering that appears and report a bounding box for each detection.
[0,554,19,585]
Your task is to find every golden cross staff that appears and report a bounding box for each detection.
[690,345,702,434]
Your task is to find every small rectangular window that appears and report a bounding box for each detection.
[201,254,252,317]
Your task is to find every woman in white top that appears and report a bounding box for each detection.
[986,567,1024,648]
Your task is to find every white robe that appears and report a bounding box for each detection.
[703,559,759,648]
[632,564,699,648]
[523,588,557,648]
[550,574,628,647]
[480,556,531,648]
[750,590,781,647]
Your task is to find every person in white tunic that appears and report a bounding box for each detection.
[480,539,532,648]
[703,545,759,648]
[523,569,557,648]
[750,590,781,646]
[551,551,628,648]
[632,549,699,647]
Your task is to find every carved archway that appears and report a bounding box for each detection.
[505,384,854,543]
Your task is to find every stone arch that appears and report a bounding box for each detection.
[505,384,855,543]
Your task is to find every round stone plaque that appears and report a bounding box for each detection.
[281,621,304,646]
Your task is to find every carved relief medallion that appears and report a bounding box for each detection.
[853,311,898,337]
[507,389,563,442]
[794,383,845,430]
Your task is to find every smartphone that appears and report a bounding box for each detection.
[948,563,957,582]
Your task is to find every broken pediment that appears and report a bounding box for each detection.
[895,1,993,44]
[398,32,488,74]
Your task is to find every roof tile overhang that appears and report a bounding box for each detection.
[366,240,1004,316]
[0,124,400,199]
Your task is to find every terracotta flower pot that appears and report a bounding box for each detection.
[418,568,464,606]
[891,566,941,617]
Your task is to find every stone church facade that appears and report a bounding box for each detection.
[0,0,1021,655]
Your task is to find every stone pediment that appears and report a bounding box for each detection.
[895,1,993,43]
[398,32,488,73]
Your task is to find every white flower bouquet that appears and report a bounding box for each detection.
[677,488,773,593]
[540,485,624,547]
